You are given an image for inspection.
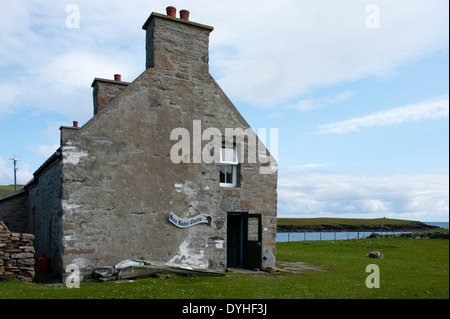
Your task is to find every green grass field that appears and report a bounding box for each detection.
[0,237,448,299]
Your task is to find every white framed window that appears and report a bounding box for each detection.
[220,146,238,187]
[220,146,238,164]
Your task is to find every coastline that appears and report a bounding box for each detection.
[276,221,440,233]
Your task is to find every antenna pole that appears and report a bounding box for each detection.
[14,159,17,191]
[8,156,19,191]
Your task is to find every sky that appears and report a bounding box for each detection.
[0,0,448,222]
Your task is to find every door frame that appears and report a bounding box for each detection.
[226,212,262,269]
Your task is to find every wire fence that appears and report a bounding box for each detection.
[276,231,410,242]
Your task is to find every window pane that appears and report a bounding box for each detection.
[220,165,236,186]
[221,146,237,164]
[221,148,226,161]
[226,165,233,183]
[248,217,259,241]
[220,165,226,183]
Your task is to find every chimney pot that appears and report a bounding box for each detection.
[73,121,78,128]
[180,9,190,21]
[166,6,176,18]
[114,74,121,81]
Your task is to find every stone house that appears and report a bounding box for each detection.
[0,7,277,279]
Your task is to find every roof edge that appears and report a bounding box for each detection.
[142,12,214,32]
[91,77,131,88]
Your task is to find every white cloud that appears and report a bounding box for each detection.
[290,163,334,169]
[0,0,448,120]
[267,112,282,119]
[0,0,144,121]
[0,83,21,115]
[29,144,60,159]
[314,96,449,134]
[278,169,449,221]
[209,0,449,107]
[288,90,355,112]
[31,51,139,119]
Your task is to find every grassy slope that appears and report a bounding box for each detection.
[277,217,420,227]
[0,237,448,299]
[0,185,24,198]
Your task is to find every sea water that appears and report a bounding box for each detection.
[275,221,449,242]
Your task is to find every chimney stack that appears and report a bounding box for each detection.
[166,6,176,17]
[91,75,130,115]
[180,10,190,21]
[142,10,213,76]
[73,121,78,128]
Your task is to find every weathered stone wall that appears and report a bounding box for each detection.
[28,159,63,277]
[0,223,35,282]
[0,190,29,233]
[57,13,277,274]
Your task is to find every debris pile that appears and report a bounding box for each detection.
[92,259,225,282]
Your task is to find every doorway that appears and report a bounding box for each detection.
[227,212,262,269]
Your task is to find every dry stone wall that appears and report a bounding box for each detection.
[0,221,35,282]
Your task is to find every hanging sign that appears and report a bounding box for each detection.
[169,212,212,228]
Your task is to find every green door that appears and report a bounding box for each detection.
[242,214,262,269]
